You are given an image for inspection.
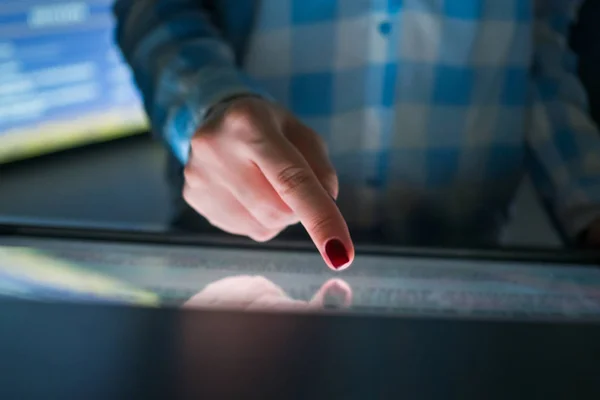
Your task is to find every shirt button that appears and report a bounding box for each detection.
[379,21,392,36]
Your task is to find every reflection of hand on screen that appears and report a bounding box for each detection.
[183,276,352,312]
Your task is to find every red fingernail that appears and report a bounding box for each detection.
[325,239,349,270]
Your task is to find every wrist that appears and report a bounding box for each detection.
[205,94,264,121]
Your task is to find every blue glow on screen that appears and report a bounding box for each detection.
[0,0,147,162]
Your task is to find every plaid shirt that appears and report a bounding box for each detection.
[113,0,600,246]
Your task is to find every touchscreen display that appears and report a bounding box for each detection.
[0,236,599,321]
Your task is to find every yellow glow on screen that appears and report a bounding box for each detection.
[0,106,149,164]
[0,246,160,306]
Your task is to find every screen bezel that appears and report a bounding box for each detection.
[1,221,599,268]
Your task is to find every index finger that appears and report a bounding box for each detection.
[251,136,354,270]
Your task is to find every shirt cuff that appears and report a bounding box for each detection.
[163,67,272,165]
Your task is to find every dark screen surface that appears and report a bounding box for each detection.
[0,299,599,399]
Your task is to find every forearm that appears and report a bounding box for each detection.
[113,0,267,163]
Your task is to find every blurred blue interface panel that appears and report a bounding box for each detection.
[0,0,147,162]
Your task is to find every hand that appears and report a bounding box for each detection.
[183,97,354,269]
[183,276,353,311]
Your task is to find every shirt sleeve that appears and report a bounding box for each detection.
[526,0,600,243]
[112,0,270,164]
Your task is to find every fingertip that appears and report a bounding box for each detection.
[323,238,354,271]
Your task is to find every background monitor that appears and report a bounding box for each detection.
[0,0,147,164]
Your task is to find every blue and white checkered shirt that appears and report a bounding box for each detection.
[114,0,600,246]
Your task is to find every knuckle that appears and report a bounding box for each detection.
[256,205,293,227]
[205,217,239,236]
[190,135,231,166]
[276,166,313,197]
[250,234,268,243]
[250,228,280,243]
[190,131,214,149]
[223,102,257,131]
[190,132,218,157]
[306,213,338,236]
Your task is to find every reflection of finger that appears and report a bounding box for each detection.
[310,279,353,309]
[183,276,287,309]
[184,276,318,312]
[246,295,312,311]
